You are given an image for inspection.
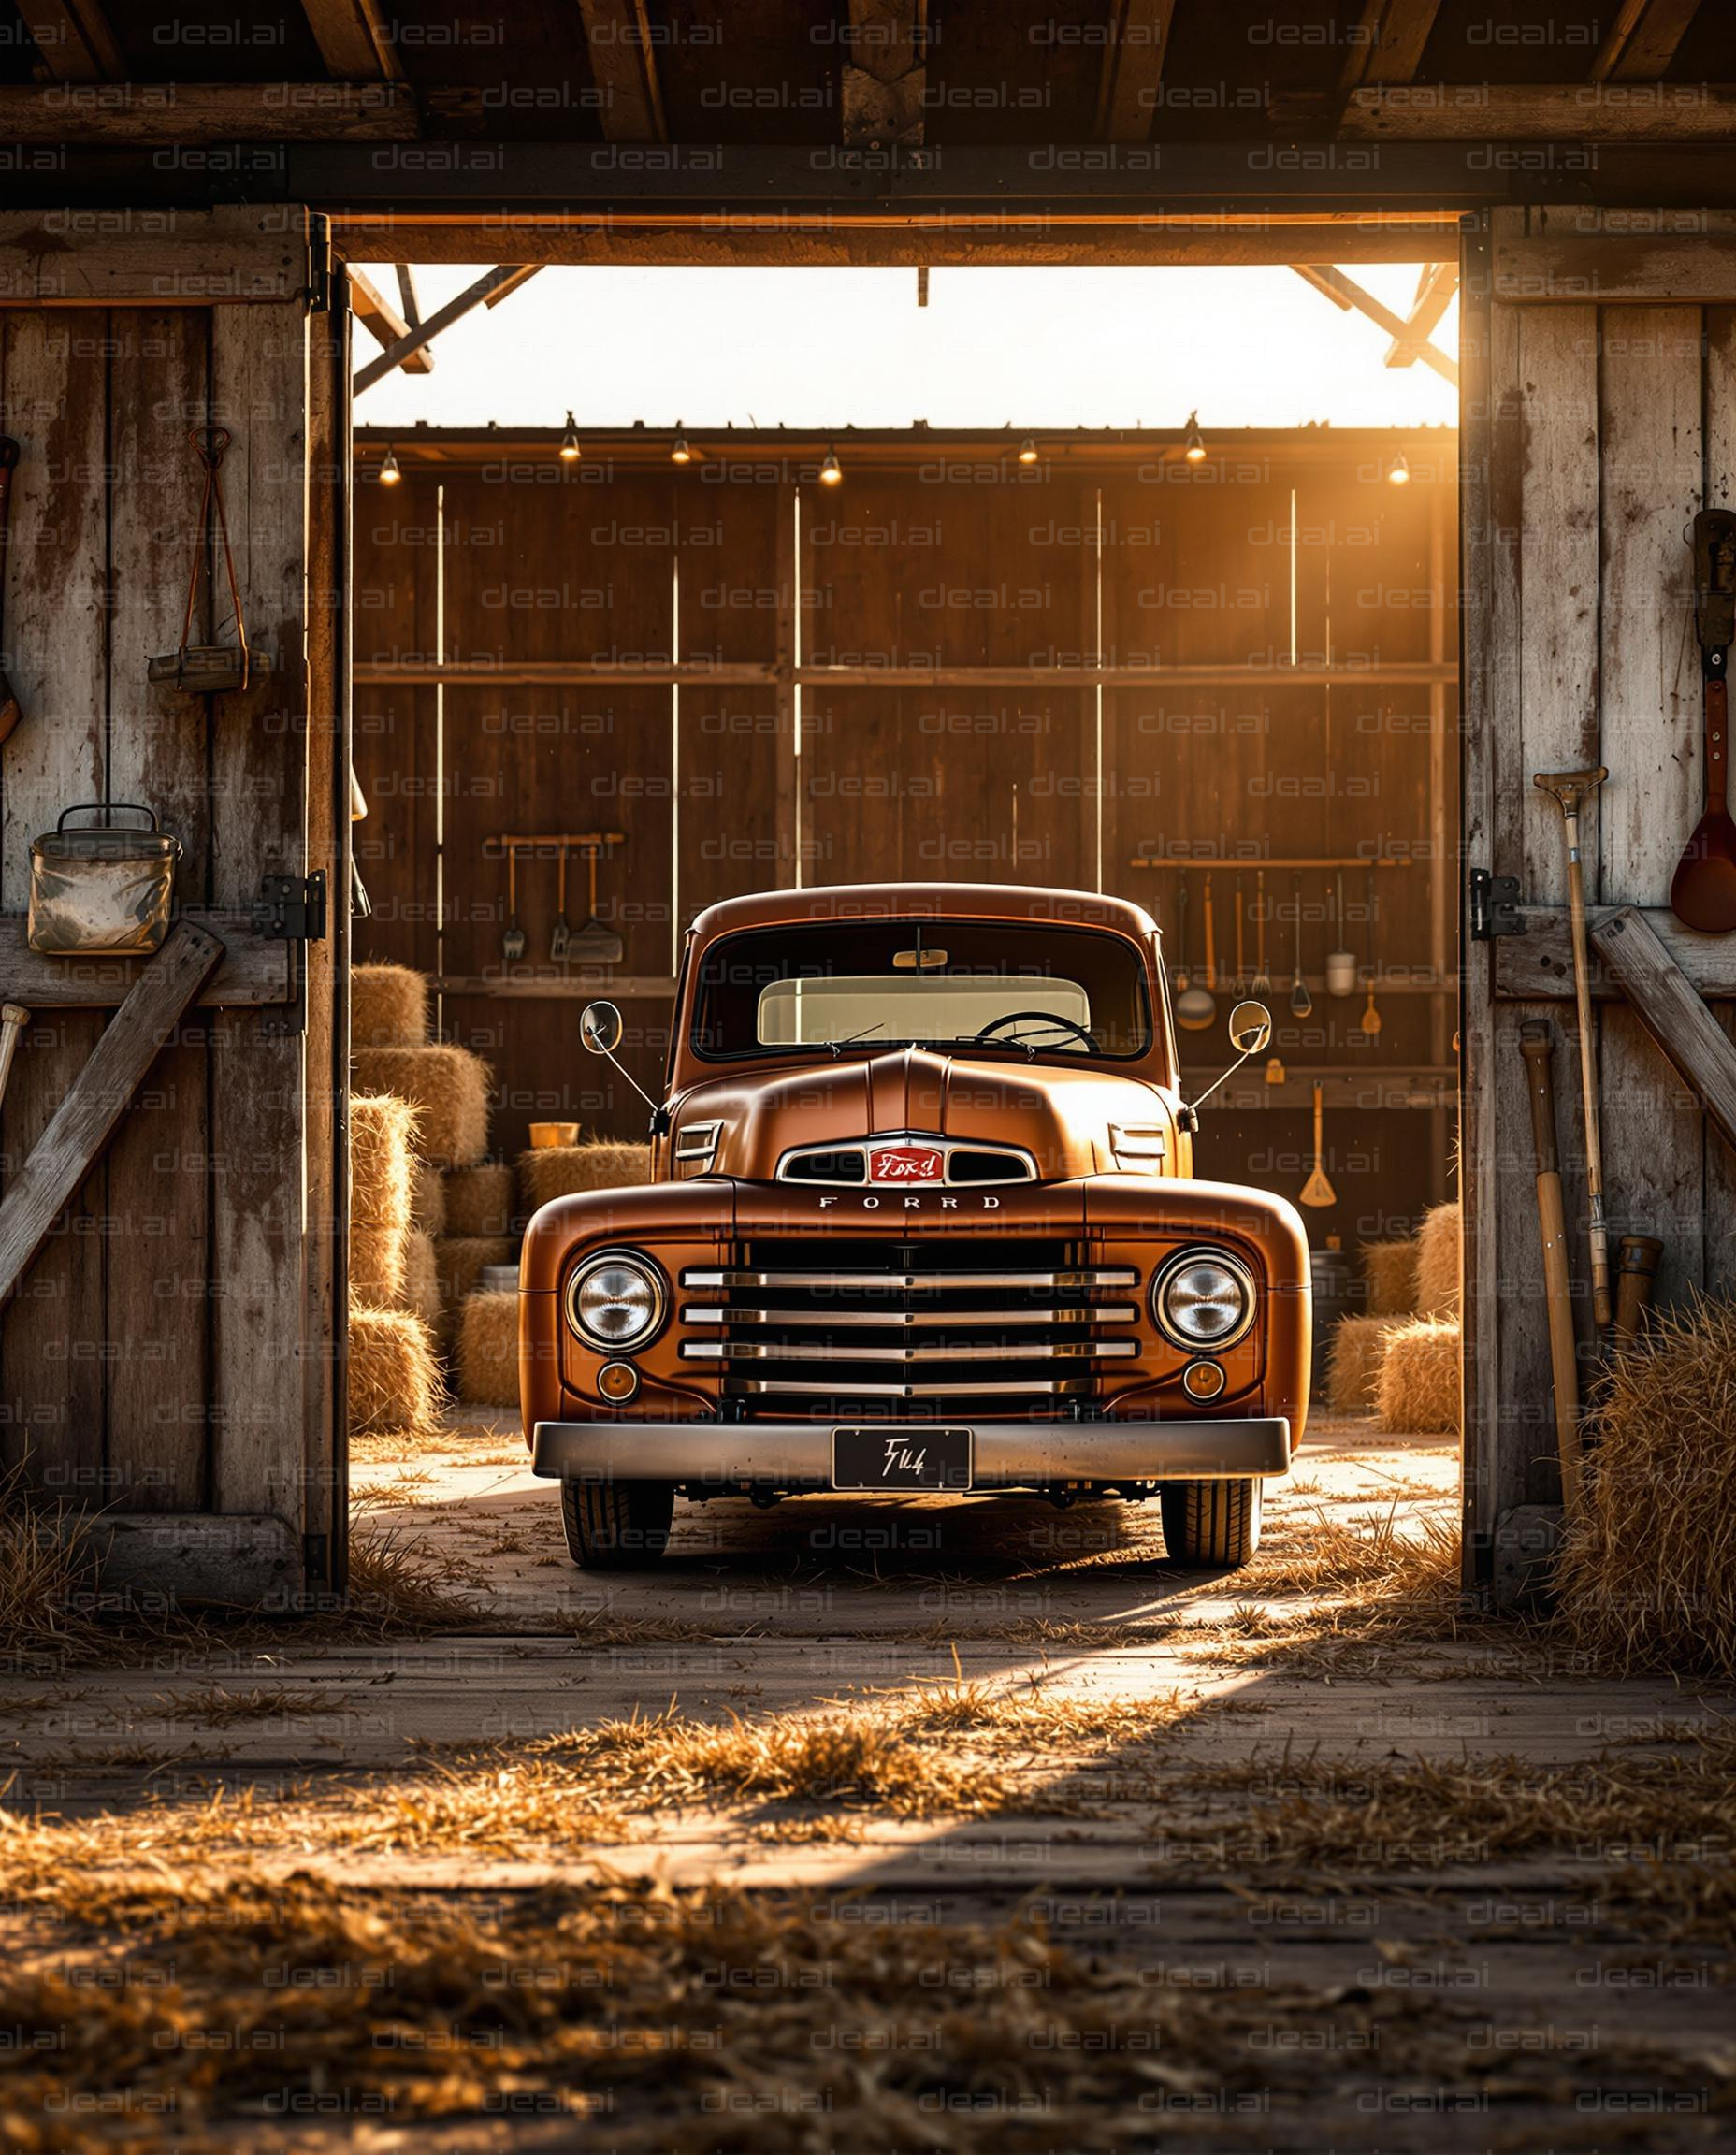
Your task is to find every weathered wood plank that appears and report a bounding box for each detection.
[1496,235,1736,306]
[1497,904,1736,998]
[0,922,222,1307]
[1592,908,1736,1155]
[1704,305,1736,1294]
[0,209,305,306]
[1345,81,1736,143]
[78,1511,303,1609]
[0,912,290,1005]
[0,82,417,143]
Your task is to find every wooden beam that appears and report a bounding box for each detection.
[1095,0,1175,143]
[354,658,1457,690]
[1498,904,1736,1000]
[0,912,290,1006]
[1340,81,1736,141]
[0,81,416,143]
[1341,0,1443,92]
[576,0,666,142]
[0,207,305,305]
[353,265,534,393]
[1494,233,1736,305]
[348,267,432,371]
[1590,907,1736,1154]
[1385,260,1457,368]
[842,0,925,149]
[19,1,124,81]
[0,922,223,1307]
[298,0,395,81]
[483,264,543,309]
[394,263,421,325]
[1591,0,1703,82]
[1288,263,1458,385]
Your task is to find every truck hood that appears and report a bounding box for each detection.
[671,1046,1177,1184]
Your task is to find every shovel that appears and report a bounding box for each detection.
[1300,1081,1337,1208]
[1174,873,1216,1031]
[1671,508,1736,933]
[1251,868,1272,993]
[1359,868,1383,1035]
[550,841,571,962]
[503,842,527,962]
[1289,874,1313,1017]
[567,841,625,967]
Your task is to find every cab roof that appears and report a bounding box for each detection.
[687,883,1161,949]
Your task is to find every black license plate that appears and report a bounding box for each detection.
[832,1425,973,1492]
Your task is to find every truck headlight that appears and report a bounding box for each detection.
[566,1251,667,1351]
[1152,1249,1256,1352]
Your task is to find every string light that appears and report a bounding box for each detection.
[1388,450,1410,485]
[671,433,693,465]
[818,446,843,486]
[377,446,401,486]
[1018,437,1039,465]
[1183,412,1206,463]
[559,412,582,462]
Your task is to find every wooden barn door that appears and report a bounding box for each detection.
[1461,208,1736,1598]
[0,210,351,1599]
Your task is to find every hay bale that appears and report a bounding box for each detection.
[1556,1296,1736,1682]
[1326,1314,1394,1414]
[457,1291,520,1408]
[1362,1238,1418,1319]
[351,1093,413,1230]
[1375,1317,1461,1435]
[353,962,429,1049]
[435,1237,514,1337]
[519,1141,652,1211]
[445,1161,514,1238]
[398,1230,442,1332]
[410,1155,446,1237]
[348,1306,440,1435]
[351,1215,407,1306]
[353,1045,491,1167]
[1415,1201,1461,1316]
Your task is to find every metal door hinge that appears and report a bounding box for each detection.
[1468,867,1524,941]
[253,870,326,1035]
[304,213,333,314]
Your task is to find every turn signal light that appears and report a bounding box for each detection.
[1181,1358,1226,1402]
[598,1360,640,1403]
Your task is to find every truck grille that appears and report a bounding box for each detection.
[678,1237,1139,1420]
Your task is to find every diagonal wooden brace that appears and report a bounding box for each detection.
[1592,906,1736,1156]
[0,920,224,1305]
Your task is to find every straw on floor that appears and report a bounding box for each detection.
[1326,1314,1395,1414]
[348,1307,441,1436]
[444,1161,514,1238]
[1376,1317,1461,1435]
[351,962,429,1049]
[1362,1238,1418,1320]
[520,1142,652,1211]
[1555,1295,1736,1683]
[456,1291,520,1408]
[353,1045,491,1167]
[1414,1201,1461,1317]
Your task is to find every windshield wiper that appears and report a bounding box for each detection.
[829,1021,885,1057]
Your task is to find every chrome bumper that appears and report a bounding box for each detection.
[530,1417,1292,1488]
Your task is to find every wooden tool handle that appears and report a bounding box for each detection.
[1613,1235,1664,1343]
[1519,1019,1560,1176]
[1311,1082,1323,1160]
[1203,874,1216,989]
[1704,674,1728,815]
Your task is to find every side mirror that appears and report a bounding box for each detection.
[580,999,624,1056]
[1227,999,1272,1057]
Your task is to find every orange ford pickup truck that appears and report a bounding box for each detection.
[520,884,1310,1572]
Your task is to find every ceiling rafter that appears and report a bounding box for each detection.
[1094,0,1175,143]
[1591,0,1704,81]
[1290,262,1458,386]
[1382,260,1458,369]
[576,0,667,143]
[843,0,926,150]
[354,265,542,395]
[1339,0,1444,93]
[348,267,432,373]
[19,2,124,82]
[298,0,399,81]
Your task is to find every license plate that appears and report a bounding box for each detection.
[832,1425,973,1492]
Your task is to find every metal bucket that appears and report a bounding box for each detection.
[1308,1246,1352,1395]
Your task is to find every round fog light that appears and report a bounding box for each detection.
[597,1360,640,1403]
[1181,1358,1226,1402]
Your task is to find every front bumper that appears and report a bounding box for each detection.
[530,1416,1292,1489]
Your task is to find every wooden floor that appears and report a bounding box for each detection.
[3,1412,1731,2150]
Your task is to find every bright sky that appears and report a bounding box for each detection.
[355,263,1458,432]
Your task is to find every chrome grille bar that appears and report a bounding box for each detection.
[683,1338,1138,1365]
[683,1266,1139,1293]
[731,1375,1096,1399]
[682,1303,1138,1329]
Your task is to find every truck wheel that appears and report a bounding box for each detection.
[1161,1478,1263,1569]
[559,1480,674,1570]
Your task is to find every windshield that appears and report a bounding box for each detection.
[693,919,1152,1061]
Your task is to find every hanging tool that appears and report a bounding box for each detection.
[1299,1081,1336,1208]
[1201,875,1221,1012]
[1613,1234,1664,1344]
[1359,867,1382,1035]
[0,438,21,746]
[568,838,626,967]
[1534,765,1613,1331]
[0,1003,28,1115]
[1251,868,1271,993]
[1325,869,1355,996]
[148,426,251,693]
[1671,508,1736,933]
[1289,874,1312,1017]
[550,840,571,962]
[1518,1019,1584,1514]
[1173,875,1215,1031]
[503,840,527,962]
[1231,875,1246,995]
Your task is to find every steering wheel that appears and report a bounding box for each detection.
[974,1009,1097,1050]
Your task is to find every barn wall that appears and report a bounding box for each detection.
[353,430,1457,1252]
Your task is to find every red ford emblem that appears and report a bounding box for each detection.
[869,1143,945,1183]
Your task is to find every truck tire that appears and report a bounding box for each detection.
[1161,1478,1262,1569]
[559,1480,674,1569]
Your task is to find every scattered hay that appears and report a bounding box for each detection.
[346,1510,483,1632]
[409,1153,446,1236]
[457,1289,519,1408]
[1326,1313,1392,1413]
[1241,1499,1460,1608]
[1361,1237,1417,1318]
[0,1461,101,1670]
[351,960,428,1048]
[1557,1294,1736,1684]
[1376,1316,1460,1434]
[444,1158,514,1237]
[353,1043,491,1167]
[520,1140,651,1211]
[347,1306,441,1436]
[397,1227,441,1331]
[1414,1198,1461,1316]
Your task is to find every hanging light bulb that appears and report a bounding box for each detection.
[377,446,401,486]
[671,433,692,465]
[1183,412,1206,463]
[1388,449,1410,485]
[559,411,582,463]
[1018,437,1039,465]
[818,446,843,487]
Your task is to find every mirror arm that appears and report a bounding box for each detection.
[595,1039,662,1116]
[1187,1045,1257,1115]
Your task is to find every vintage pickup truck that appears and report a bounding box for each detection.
[520,884,1310,1572]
